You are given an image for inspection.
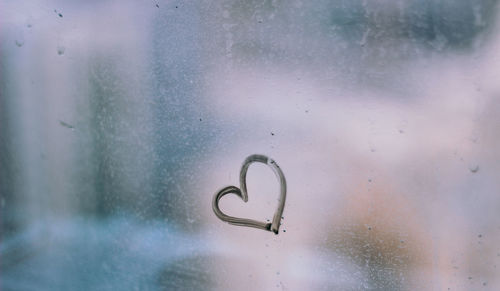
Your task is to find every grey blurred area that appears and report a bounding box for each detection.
[1,0,500,290]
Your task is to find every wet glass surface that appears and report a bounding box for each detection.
[1,1,500,290]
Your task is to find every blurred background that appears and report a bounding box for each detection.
[1,0,500,290]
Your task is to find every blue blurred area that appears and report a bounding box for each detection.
[1,216,218,290]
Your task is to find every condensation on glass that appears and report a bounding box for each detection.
[1,1,499,290]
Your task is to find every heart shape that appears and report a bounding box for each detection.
[212,154,287,234]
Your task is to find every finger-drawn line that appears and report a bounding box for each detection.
[212,154,286,234]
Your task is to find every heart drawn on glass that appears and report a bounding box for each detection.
[212,154,287,234]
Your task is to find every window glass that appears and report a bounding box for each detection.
[1,1,499,290]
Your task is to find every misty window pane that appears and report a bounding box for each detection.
[1,1,499,290]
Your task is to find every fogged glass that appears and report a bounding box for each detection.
[1,1,499,290]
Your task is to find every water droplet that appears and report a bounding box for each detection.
[54,9,63,18]
[59,120,75,130]
[15,40,24,47]
[57,46,65,55]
